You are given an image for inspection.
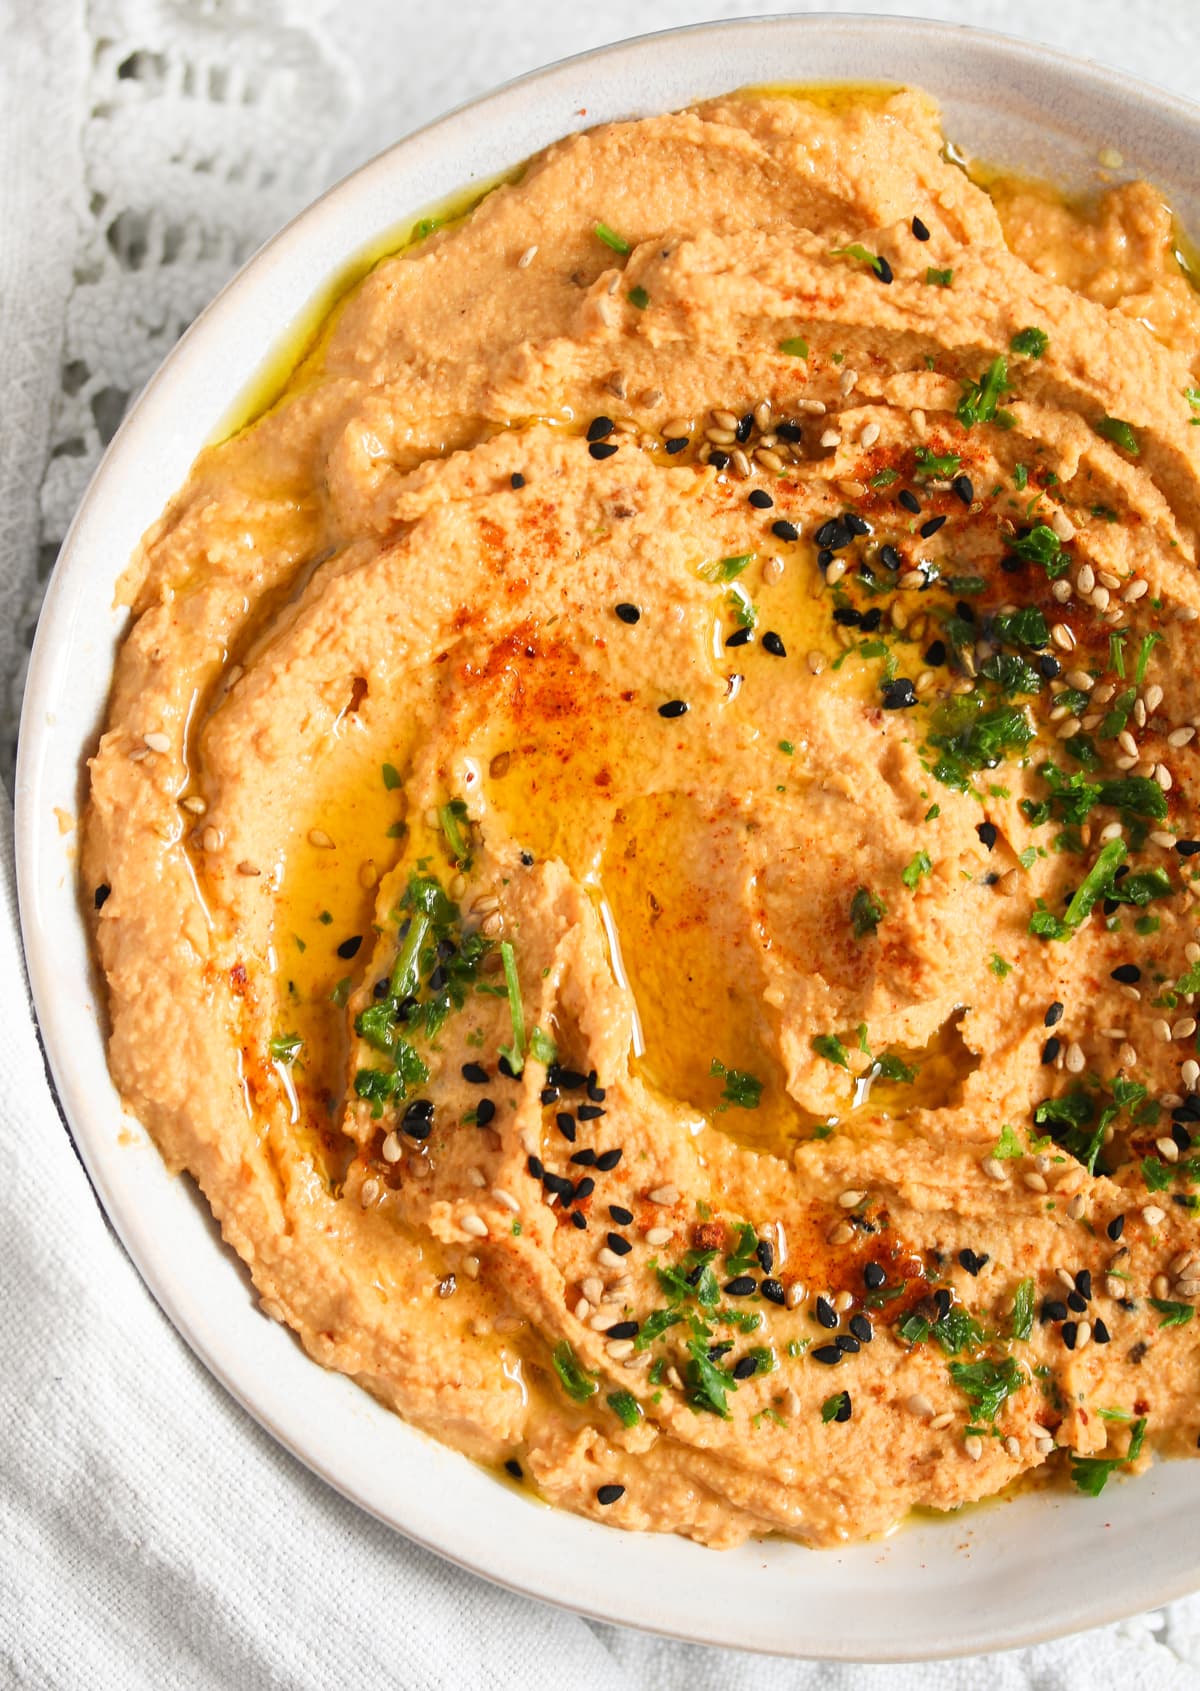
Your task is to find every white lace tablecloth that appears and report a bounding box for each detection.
[5,2,1200,1685]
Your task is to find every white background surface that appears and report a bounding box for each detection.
[6,3,1200,1687]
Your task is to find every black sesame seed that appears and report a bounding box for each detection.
[475,1098,496,1127]
[337,934,363,959]
[898,489,921,515]
[427,964,447,992]
[724,1275,757,1297]
[608,1204,633,1225]
[462,1062,490,1084]
[1111,963,1141,984]
[934,1288,952,1319]
[951,474,974,506]
[1042,1037,1062,1065]
[776,421,803,443]
[761,631,787,657]
[586,1072,605,1102]
[576,1104,605,1121]
[845,513,871,538]
[540,1086,560,1106]
[761,1278,785,1306]
[833,606,863,627]
[881,677,917,710]
[664,436,689,454]
[527,1155,545,1179]
[605,1319,638,1340]
[570,1148,596,1166]
[725,626,753,648]
[606,1232,632,1256]
[835,1333,861,1353]
[748,489,774,509]
[94,884,111,909]
[956,600,977,624]
[372,978,389,1000]
[736,411,754,442]
[1093,1318,1110,1344]
[510,473,525,490]
[596,1484,625,1505]
[520,850,534,866]
[1038,654,1061,680]
[815,1296,837,1329]
[1041,1299,1068,1323]
[876,255,894,284]
[548,1066,587,1090]
[573,1177,595,1201]
[571,1211,587,1229]
[658,699,688,719]
[544,1172,576,1201]
[555,1112,577,1142]
[706,1341,732,1360]
[833,1392,853,1422]
[859,608,883,633]
[771,520,799,542]
[976,822,998,851]
[709,450,730,470]
[1176,840,1200,858]
[755,1239,774,1273]
[1045,1001,1065,1027]
[919,514,947,538]
[505,1458,522,1478]
[615,602,641,624]
[911,216,931,241]
[1106,1213,1125,1241]
[812,1344,843,1365]
[879,543,903,571]
[588,440,619,461]
[1075,1269,1092,1300]
[863,1262,885,1290]
[958,1248,988,1276]
[498,1053,518,1079]
[595,1148,623,1171]
[587,416,615,442]
[732,1355,760,1381]
[1067,1290,1086,1314]
[924,639,948,667]
[849,1314,873,1343]
[814,518,852,550]
[1062,1321,1078,1350]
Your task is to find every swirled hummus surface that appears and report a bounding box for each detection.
[85,89,1200,1548]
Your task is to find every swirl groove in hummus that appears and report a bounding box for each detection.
[85,89,1200,1548]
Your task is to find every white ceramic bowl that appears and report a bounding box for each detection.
[16,14,1200,1660]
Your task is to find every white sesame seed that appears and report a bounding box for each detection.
[819,429,842,449]
[491,1188,520,1214]
[645,1226,673,1246]
[827,1220,855,1246]
[1123,577,1149,602]
[1052,579,1073,603]
[1181,1058,1200,1092]
[574,1297,590,1320]
[1142,1206,1166,1227]
[795,398,827,415]
[1173,1017,1198,1040]
[1065,1042,1086,1074]
[1004,1435,1021,1459]
[930,1411,954,1431]
[201,825,224,853]
[142,730,171,754]
[1170,1251,1195,1276]
[1050,510,1076,542]
[382,1132,403,1164]
[1076,564,1096,595]
[786,1281,806,1308]
[837,1189,866,1209]
[647,1185,679,1206]
[1175,1279,1200,1299]
[964,1435,983,1461]
[597,1247,626,1270]
[1023,1172,1048,1192]
[360,1177,380,1208]
[859,421,881,448]
[1075,1321,1092,1350]
[839,367,859,396]
[467,1167,486,1188]
[1152,1273,1171,1298]
[833,1290,854,1314]
[1144,684,1165,711]
[761,554,785,584]
[980,1156,1007,1182]
[1152,1018,1174,1043]
[1155,763,1174,792]
[907,1392,935,1418]
[461,1213,488,1238]
[1051,622,1077,652]
[1067,1194,1087,1221]
[308,828,335,849]
[606,1339,635,1360]
[517,244,538,268]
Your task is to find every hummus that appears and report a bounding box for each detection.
[84,88,1200,1548]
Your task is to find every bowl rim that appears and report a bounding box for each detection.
[15,10,1200,1661]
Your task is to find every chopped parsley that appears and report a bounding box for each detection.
[850,886,887,938]
[1010,326,1049,358]
[779,336,809,358]
[1069,1417,1146,1496]
[821,1391,850,1423]
[552,1340,598,1403]
[812,1034,849,1069]
[1148,1298,1194,1328]
[268,1032,302,1064]
[710,1059,763,1110]
[1094,415,1140,455]
[949,1356,1024,1423]
[956,356,1009,428]
[830,242,885,276]
[902,850,933,890]
[926,266,953,286]
[627,285,650,310]
[606,1390,642,1427]
[1011,1278,1035,1342]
